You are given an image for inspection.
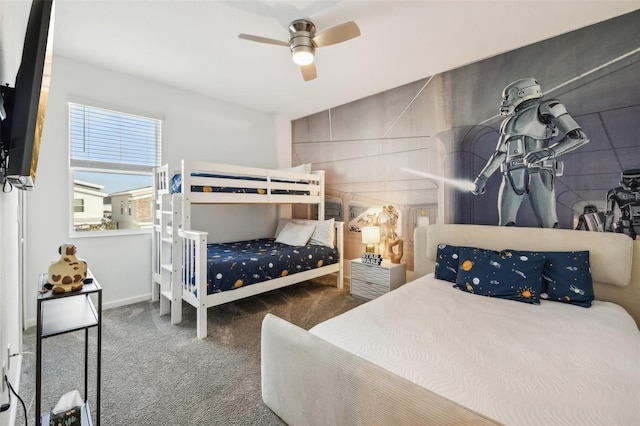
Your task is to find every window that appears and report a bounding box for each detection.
[70,103,161,234]
[325,201,343,221]
[348,204,402,238]
[74,199,84,213]
[349,204,368,221]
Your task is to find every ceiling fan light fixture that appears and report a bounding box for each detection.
[238,18,360,81]
[291,46,314,66]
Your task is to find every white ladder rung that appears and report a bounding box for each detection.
[160,289,173,301]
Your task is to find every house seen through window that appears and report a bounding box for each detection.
[70,103,162,233]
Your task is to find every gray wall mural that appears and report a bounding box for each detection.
[292,10,640,269]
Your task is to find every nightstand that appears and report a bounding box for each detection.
[350,258,406,300]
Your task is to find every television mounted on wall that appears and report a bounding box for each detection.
[0,0,54,190]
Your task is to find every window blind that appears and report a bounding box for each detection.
[70,103,161,172]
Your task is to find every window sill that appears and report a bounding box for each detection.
[69,228,152,239]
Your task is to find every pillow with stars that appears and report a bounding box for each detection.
[506,249,594,307]
[434,244,498,283]
[455,247,546,304]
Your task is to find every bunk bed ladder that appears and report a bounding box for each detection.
[152,165,170,303]
[159,193,181,324]
[156,195,172,315]
[151,192,162,302]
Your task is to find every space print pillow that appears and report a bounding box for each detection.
[434,244,463,282]
[455,247,546,304]
[435,244,498,283]
[507,249,594,307]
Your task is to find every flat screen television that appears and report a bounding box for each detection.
[0,0,54,190]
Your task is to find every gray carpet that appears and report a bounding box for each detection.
[15,277,364,425]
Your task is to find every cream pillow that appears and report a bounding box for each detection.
[274,218,294,238]
[275,222,315,246]
[305,218,335,248]
[274,218,335,248]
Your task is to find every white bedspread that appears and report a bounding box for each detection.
[310,273,640,425]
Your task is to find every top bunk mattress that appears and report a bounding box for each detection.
[170,173,310,195]
[309,273,640,425]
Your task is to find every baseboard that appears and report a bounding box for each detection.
[103,293,151,310]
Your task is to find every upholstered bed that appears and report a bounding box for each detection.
[261,224,640,425]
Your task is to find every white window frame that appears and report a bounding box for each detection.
[68,100,162,237]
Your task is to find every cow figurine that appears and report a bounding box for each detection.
[48,244,88,293]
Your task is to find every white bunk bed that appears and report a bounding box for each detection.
[151,160,344,339]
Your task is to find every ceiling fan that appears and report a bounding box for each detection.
[238,19,361,81]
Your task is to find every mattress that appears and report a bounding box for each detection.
[202,238,338,295]
[170,173,309,195]
[310,273,640,425]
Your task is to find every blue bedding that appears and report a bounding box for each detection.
[171,173,309,195]
[200,238,338,295]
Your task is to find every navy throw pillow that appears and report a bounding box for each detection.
[506,249,594,307]
[435,244,498,283]
[455,247,546,304]
[434,244,462,282]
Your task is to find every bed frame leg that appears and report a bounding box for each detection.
[171,297,182,325]
[197,305,207,339]
[151,280,159,302]
[159,295,170,316]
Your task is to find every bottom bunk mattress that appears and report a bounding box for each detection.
[201,238,338,295]
[309,273,640,425]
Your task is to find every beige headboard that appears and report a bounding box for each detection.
[414,224,640,329]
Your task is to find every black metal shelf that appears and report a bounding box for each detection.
[36,272,101,426]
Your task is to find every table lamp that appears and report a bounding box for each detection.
[362,226,380,253]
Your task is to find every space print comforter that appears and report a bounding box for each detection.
[310,273,640,425]
[200,238,338,295]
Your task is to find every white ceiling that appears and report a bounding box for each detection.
[51,0,640,120]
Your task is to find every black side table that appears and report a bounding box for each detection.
[36,272,101,426]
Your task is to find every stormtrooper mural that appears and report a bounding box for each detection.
[605,168,640,239]
[472,78,589,228]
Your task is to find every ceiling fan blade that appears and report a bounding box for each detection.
[301,63,317,81]
[238,33,289,47]
[313,21,360,48]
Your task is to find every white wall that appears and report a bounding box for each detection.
[0,192,20,426]
[0,1,30,425]
[23,54,287,328]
